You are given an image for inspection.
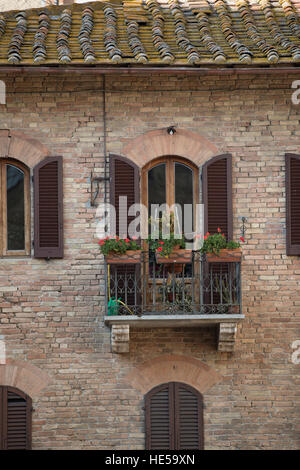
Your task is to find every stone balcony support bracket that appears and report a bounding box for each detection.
[111,324,130,353]
[218,322,238,352]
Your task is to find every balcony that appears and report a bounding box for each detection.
[104,251,244,353]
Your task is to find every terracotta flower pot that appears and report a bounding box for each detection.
[230,305,240,314]
[206,248,242,263]
[105,250,142,265]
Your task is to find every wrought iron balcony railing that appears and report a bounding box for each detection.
[104,251,242,317]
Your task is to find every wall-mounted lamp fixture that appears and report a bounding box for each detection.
[167,126,176,136]
[90,172,110,207]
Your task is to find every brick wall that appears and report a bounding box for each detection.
[0,71,299,449]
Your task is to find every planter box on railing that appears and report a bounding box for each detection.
[155,249,193,264]
[105,250,142,265]
[206,248,242,263]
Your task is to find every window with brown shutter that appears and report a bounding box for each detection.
[145,382,204,450]
[33,156,63,258]
[0,386,32,450]
[286,154,300,255]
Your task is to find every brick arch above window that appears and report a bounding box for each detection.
[124,354,221,395]
[121,128,220,169]
[0,130,49,168]
[0,359,51,398]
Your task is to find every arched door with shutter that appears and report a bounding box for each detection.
[145,382,204,450]
[0,386,32,450]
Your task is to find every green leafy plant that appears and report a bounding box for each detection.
[147,212,185,257]
[98,236,141,256]
[199,228,242,255]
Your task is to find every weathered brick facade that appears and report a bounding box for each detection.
[0,71,299,449]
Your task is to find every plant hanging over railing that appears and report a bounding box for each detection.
[98,236,141,255]
[199,228,243,255]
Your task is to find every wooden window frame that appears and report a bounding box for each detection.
[141,155,199,237]
[142,155,199,213]
[0,159,31,257]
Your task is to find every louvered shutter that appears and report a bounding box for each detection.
[202,154,232,240]
[33,156,63,258]
[286,154,300,255]
[0,386,32,450]
[202,155,232,302]
[145,383,175,450]
[109,155,140,309]
[175,383,204,450]
[109,154,139,238]
[145,382,204,450]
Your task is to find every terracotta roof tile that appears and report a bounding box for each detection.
[0,0,300,67]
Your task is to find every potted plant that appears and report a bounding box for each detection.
[99,236,142,264]
[199,228,243,262]
[148,212,192,265]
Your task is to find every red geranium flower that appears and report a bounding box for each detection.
[240,236,245,243]
[125,238,130,243]
[217,227,221,233]
[157,247,163,252]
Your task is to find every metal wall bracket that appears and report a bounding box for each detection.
[90,172,110,206]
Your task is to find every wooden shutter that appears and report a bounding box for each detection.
[145,382,204,450]
[202,154,232,303]
[33,156,63,258]
[145,383,175,450]
[202,154,232,240]
[175,383,204,450]
[109,155,140,309]
[286,154,300,255]
[0,386,32,450]
[109,154,139,238]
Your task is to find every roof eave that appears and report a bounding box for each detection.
[0,65,300,75]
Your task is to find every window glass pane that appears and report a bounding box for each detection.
[148,163,166,214]
[6,164,25,251]
[148,164,166,275]
[175,162,193,235]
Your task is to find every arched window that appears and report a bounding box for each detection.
[145,382,204,450]
[0,159,30,256]
[0,386,32,450]
[142,156,199,237]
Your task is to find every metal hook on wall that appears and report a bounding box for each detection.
[90,172,110,207]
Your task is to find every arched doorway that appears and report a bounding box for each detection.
[141,155,199,234]
[145,382,204,450]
